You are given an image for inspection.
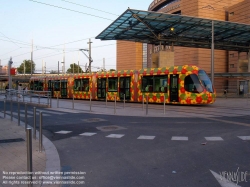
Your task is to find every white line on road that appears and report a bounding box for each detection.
[106,134,124,138]
[237,136,250,140]
[55,131,72,134]
[137,135,155,140]
[171,136,188,141]
[205,137,224,141]
[79,132,97,136]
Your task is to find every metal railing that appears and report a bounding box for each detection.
[1,89,51,107]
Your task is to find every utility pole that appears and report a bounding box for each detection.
[24,60,26,75]
[31,39,33,75]
[63,44,65,74]
[8,57,13,89]
[103,58,105,71]
[58,61,59,75]
[88,39,92,72]
[42,60,44,74]
[78,51,79,74]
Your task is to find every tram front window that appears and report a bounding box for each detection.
[198,70,214,93]
[184,74,203,93]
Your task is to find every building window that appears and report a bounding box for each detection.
[229,53,234,58]
[229,12,234,16]
[230,64,234,68]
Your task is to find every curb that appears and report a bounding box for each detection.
[0,112,61,186]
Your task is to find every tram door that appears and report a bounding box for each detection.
[97,78,106,98]
[61,80,67,98]
[170,74,179,102]
[48,80,54,97]
[119,77,130,100]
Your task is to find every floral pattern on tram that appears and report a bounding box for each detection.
[71,73,92,99]
[137,65,216,104]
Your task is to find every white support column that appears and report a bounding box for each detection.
[211,21,214,85]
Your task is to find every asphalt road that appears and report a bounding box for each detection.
[1,101,250,187]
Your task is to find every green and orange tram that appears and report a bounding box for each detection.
[29,65,216,105]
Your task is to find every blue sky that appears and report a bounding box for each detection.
[0,0,151,73]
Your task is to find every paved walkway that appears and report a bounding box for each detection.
[0,114,60,187]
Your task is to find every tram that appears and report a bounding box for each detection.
[29,65,216,104]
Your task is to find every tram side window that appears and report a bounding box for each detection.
[74,79,82,91]
[30,81,34,90]
[184,75,203,93]
[74,79,89,91]
[142,76,167,92]
[142,76,153,92]
[34,81,43,91]
[154,76,168,93]
[108,78,118,92]
[54,81,60,91]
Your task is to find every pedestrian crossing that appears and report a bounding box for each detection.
[54,131,250,141]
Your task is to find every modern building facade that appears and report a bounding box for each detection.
[116,0,250,94]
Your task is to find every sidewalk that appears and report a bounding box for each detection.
[0,115,60,187]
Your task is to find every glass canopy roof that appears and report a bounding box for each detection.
[96,9,250,52]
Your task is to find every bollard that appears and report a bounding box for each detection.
[18,102,20,126]
[26,128,33,187]
[106,93,107,108]
[47,94,51,106]
[25,103,28,129]
[123,94,125,108]
[146,95,148,115]
[39,112,43,152]
[72,95,74,110]
[10,99,13,121]
[114,96,116,114]
[57,95,59,108]
[33,107,36,139]
[4,99,6,118]
[49,93,51,108]
[90,94,92,112]
[142,95,144,111]
[164,94,166,115]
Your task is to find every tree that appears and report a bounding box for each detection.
[50,70,59,74]
[17,60,35,74]
[66,63,84,73]
[109,69,116,71]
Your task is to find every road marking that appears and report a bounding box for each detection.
[202,117,250,127]
[37,109,65,115]
[79,132,97,136]
[237,136,250,140]
[20,110,50,116]
[106,134,124,138]
[48,108,82,113]
[205,137,224,141]
[171,136,188,141]
[137,135,155,140]
[55,131,72,134]
[210,170,242,187]
[6,111,32,118]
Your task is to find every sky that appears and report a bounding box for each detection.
[0,0,151,73]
